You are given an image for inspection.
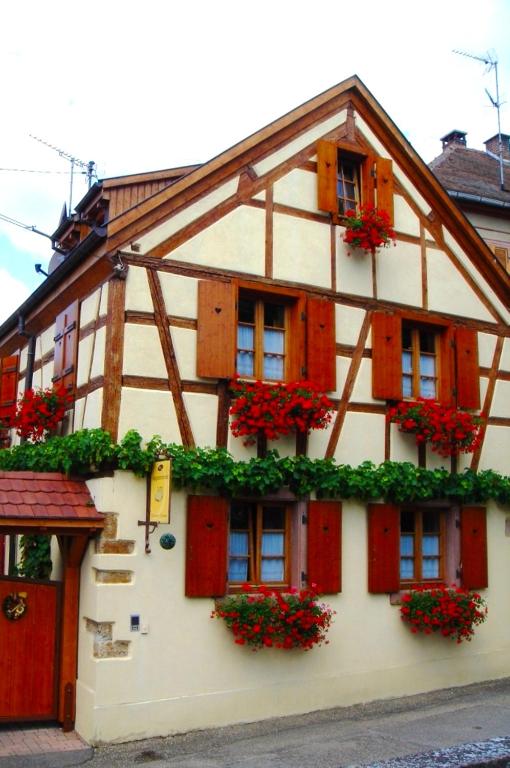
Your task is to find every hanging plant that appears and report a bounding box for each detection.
[342,204,396,255]
[12,386,71,443]
[211,584,335,651]
[388,399,483,458]
[229,379,334,446]
[400,585,487,643]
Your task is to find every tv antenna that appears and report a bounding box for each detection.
[453,49,506,191]
[29,134,96,212]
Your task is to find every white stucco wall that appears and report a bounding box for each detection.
[75,472,510,744]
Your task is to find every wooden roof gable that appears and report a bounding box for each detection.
[103,75,510,307]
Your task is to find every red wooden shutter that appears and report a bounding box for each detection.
[62,301,79,397]
[455,327,480,410]
[361,153,376,207]
[0,536,4,574]
[460,506,488,590]
[306,298,336,391]
[317,140,338,214]
[196,281,236,379]
[307,501,342,594]
[367,503,400,593]
[53,301,78,396]
[185,495,228,597]
[371,312,402,400]
[52,310,66,386]
[375,157,394,226]
[0,355,19,426]
[438,324,455,406]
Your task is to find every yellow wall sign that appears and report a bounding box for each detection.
[149,460,171,523]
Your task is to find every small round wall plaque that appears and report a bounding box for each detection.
[2,592,28,621]
[159,533,176,550]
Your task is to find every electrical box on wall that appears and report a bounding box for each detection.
[130,614,140,632]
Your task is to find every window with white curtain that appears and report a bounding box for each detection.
[237,295,286,381]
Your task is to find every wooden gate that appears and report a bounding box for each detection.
[0,576,60,720]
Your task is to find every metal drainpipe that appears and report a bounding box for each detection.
[24,333,36,391]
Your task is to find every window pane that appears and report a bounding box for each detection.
[400,558,414,579]
[231,503,251,529]
[422,558,439,579]
[237,352,254,376]
[420,377,436,398]
[402,375,413,398]
[230,531,249,556]
[419,329,436,354]
[229,558,248,581]
[401,510,415,533]
[237,325,254,376]
[400,534,414,556]
[261,558,284,581]
[238,325,254,351]
[263,506,285,529]
[264,303,285,329]
[420,354,435,377]
[422,510,439,533]
[264,328,284,354]
[402,351,412,374]
[261,532,284,556]
[263,355,284,380]
[422,535,439,556]
[402,327,412,349]
[238,298,255,324]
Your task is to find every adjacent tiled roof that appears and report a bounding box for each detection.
[0,472,103,522]
[429,144,510,207]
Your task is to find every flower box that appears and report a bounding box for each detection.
[11,386,70,443]
[229,379,334,447]
[400,585,487,643]
[342,204,396,255]
[388,399,483,457]
[211,584,335,651]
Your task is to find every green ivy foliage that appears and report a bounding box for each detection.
[15,535,52,580]
[0,428,509,505]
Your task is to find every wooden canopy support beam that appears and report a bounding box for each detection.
[56,533,93,730]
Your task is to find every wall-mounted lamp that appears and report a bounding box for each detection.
[34,263,49,277]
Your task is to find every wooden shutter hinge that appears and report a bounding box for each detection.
[455,519,460,528]
[301,571,307,583]
[301,366,306,377]
[301,311,306,322]
[302,514,307,524]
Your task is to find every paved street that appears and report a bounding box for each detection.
[84,678,510,768]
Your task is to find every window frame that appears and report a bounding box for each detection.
[185,494,342,598]
[317,139,394,226]
[196,279,337,391]
[367,502,487,596]
[372,310,457,406]
[335,150,362,217]
[227,500,292,593]
[236,291,290,383]
[399,506,447,588]
[401,321,441,401]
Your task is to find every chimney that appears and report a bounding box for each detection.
[484,134,510,161]
[440,130,467,151]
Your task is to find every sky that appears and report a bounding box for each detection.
[0,0,509,324]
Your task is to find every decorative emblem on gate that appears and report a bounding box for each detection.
[2,592,28,621]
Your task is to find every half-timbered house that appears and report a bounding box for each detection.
[0,75,509,744]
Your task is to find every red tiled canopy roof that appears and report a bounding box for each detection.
[0,472,104,528]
